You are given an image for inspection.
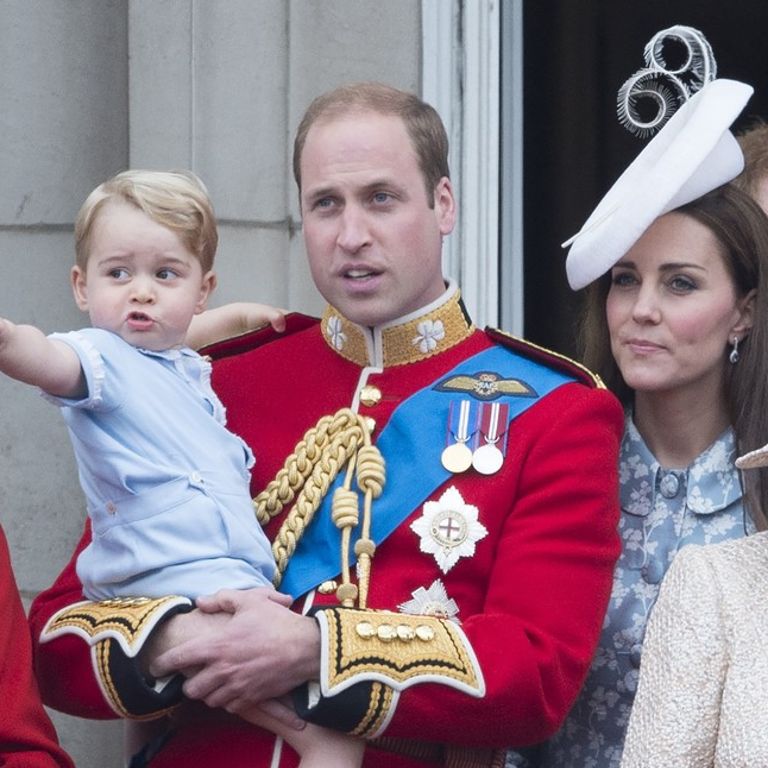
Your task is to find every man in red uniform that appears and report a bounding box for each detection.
[0,526,73,767]
[30,82,623,767]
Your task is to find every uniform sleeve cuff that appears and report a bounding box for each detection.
[294,606,484,737]
[40,596,193,718]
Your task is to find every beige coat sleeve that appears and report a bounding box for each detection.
[620,544,726,768]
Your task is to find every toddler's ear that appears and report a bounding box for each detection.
[71,266,89,311]
[195,270,217,314]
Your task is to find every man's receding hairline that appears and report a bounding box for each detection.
[300,108,417,165]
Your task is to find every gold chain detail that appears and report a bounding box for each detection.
[253,408,385,606]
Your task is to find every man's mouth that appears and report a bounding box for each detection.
[344,268,378,280]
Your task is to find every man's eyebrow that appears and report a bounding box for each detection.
[307,176,402,195]
[362,175,406,191]
[305,185,335,199]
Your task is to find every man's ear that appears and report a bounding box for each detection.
[434,177,456,236]
[71,266,89,311]
[195,270,217,314]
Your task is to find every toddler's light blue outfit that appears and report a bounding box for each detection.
[45,328,275,601]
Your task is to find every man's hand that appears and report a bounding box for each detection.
[150,588,321,716]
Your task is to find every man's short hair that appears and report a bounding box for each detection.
[293,82,450,207]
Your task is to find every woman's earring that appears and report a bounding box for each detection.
[729,336,740,365]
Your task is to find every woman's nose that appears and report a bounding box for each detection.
[631,287,661,323]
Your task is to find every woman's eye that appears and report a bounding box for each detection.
[611,271,636,287]
[669,276,696,292]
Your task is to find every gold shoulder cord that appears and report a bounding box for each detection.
[253,408,385,609]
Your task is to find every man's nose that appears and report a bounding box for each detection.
[337,205,371,252]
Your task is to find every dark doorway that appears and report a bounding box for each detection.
[513,1,768,358]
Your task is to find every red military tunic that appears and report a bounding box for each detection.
[30,287,622,767]
[0,526,73,767]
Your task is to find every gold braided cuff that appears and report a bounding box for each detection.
[40,596,192,657]
[315,607,485,697]
[41,597,193,719]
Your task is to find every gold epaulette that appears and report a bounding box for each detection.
[486,327,606,389]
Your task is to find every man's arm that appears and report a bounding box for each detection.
[0,318,84,397]
[186,304,286,350]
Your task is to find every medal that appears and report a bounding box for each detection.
[441,442,473,473]
[410,486,489,573]
[472,443,504,475]
[441,399,476,473]
[472,402,509,475]
[398,579,460,622]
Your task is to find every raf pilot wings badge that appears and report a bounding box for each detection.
[435,371,537,401]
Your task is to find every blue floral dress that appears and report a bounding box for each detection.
[507,415,754,768]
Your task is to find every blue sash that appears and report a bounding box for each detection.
[280,344,576,597]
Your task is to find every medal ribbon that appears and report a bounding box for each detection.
[447,399,477,448]
[478,402,509,452]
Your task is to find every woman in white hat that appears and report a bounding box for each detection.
[617,200,768,763]
[531,74,768,768]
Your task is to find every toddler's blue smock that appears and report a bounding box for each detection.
[46,328,275,600]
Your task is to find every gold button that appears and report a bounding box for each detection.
[377,624,397,642]
[360,385,382,407]
[317,580,338,595]
[356,621,376,639]
[415,625,435,642]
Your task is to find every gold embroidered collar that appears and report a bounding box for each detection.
[320,282,475,368]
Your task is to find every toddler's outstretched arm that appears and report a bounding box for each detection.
[0,318,84,398]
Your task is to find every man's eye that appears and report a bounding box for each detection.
[372,192,391,204]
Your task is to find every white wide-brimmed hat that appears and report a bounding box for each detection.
[564,78,753,290]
